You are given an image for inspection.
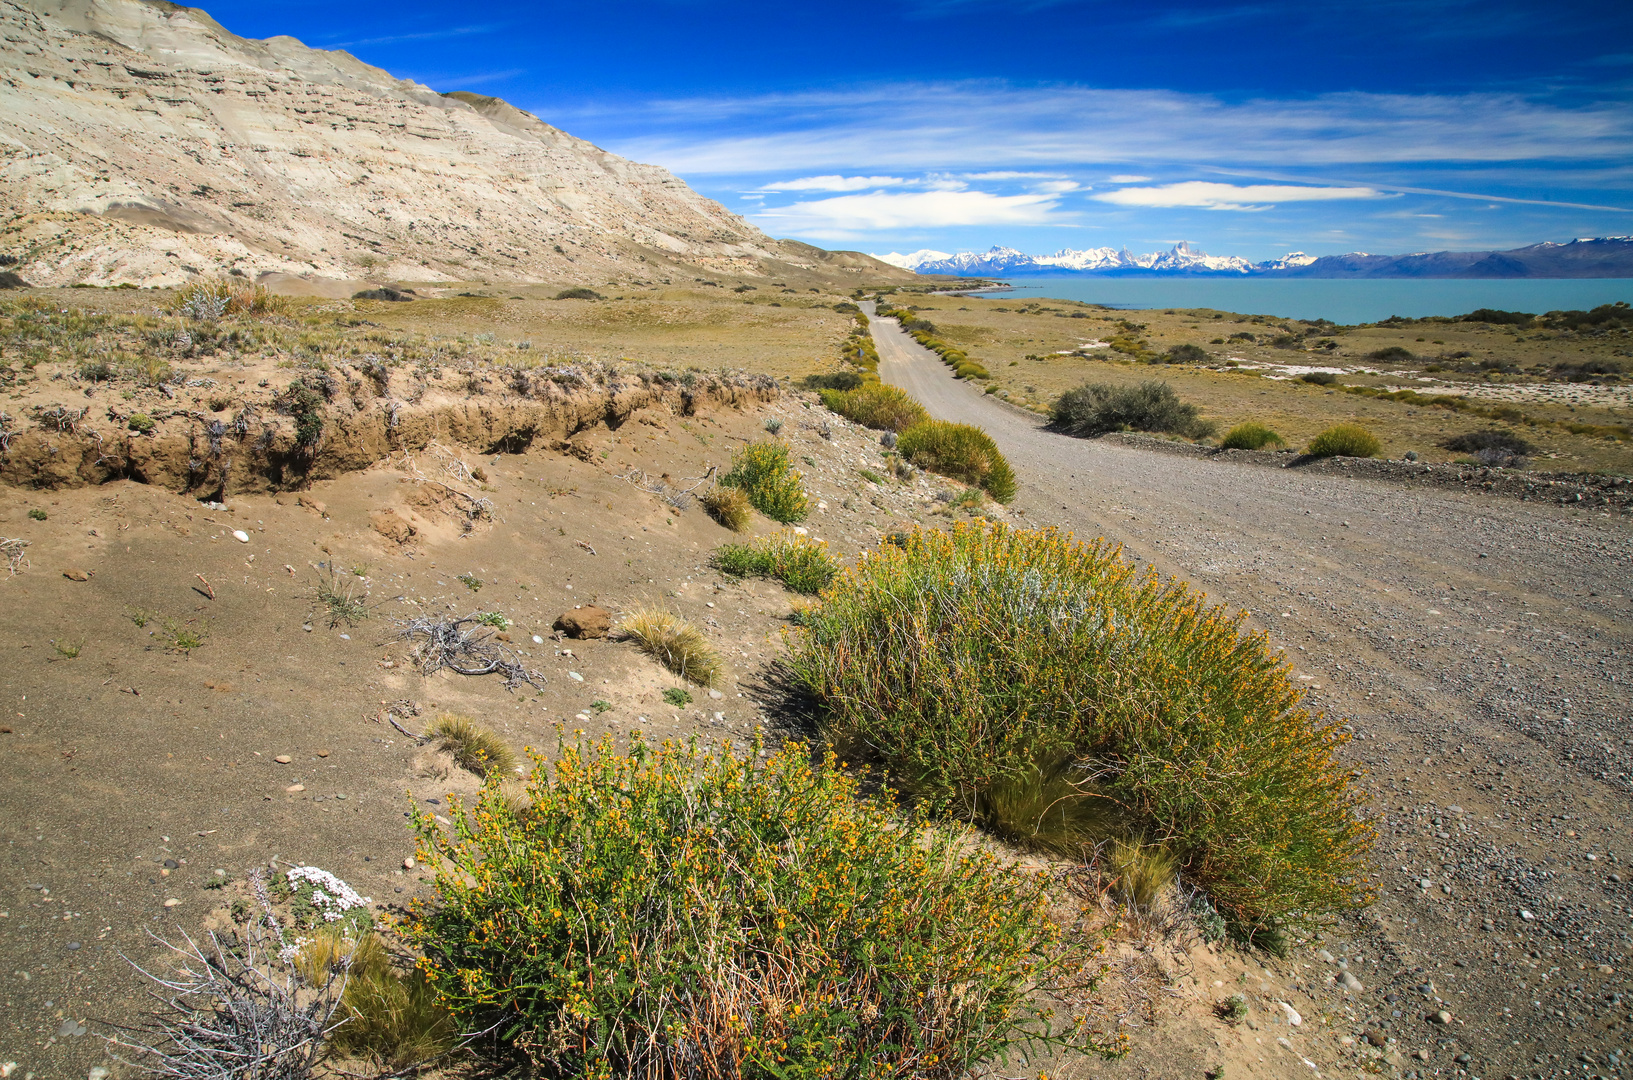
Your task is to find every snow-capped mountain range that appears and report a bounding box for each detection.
[874,243,1313,276]
[871,238,1633,279]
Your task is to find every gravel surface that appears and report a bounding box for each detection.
[869,303,1633,1076]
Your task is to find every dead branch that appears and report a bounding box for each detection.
[1,537,29,576]
[394,612,545,690]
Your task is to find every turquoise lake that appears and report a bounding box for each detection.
[964,278,1633,325]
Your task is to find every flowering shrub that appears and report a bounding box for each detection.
[720,440,809,524]
[789,522,1373,929]
[404,735,1114,1078]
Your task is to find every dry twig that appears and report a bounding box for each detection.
[394,612,545,690]
[1,537,29,576]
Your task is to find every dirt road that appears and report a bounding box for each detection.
[869,303,1633,1075]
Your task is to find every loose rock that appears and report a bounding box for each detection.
[554,605,611,639]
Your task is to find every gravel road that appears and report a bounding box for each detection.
[868,303,1633,1076]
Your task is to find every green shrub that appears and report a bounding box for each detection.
[788,522,1372,928]
[1366,346,1414,362]
[1306,423,1382,459]
[1299,371,1337,386]
[720,441,809,524]
[1442,429,1534,456]
[27,508,46,521]
[701,485,753,531]
[405,735,1109,1077]
[127,412,155,433]
[819,384,929,432]
[1218,422,1286,451]
[1050,381,1214,439]
[713,532,840,594]
[802,370,864,391]
[1161,343,1209,364]
[897,421,1017,503]
[554,287,603,300]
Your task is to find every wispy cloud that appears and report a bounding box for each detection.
[1107,174,1153,183]
[583,82,1633,176]
[322,24,503,50]
[760,175,907,192]
[752,189,1065,240]
[1094,181,1385,211]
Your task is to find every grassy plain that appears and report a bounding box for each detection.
[886,292,1633,473]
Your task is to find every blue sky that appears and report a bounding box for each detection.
[205,0,1633,261]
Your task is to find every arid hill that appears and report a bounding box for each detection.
[0,0,906,289]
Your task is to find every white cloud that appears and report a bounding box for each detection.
[1093,181,1384,211]
[753,189,1063,239]
[964,170,1066,180]
[760,174,907,192]
[1107,174,1152,183]
[584,83,1633,179]
[1032,179,1082,193]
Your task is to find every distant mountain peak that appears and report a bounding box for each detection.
[870,238,1633,279]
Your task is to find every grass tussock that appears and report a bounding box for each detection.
[720,441,810,524]
[426,713,519,777]
[1306,423,1382,459]
[818,384,929,432]
[1218,422,1287,451]
[700,485,754,531]
[298,929,458,1068]
[404,735,1118,1077]
[897,420,1017,503]
[712,532,841,595]
[1050,380,1215,440]
[165,280,290,320]
[789,522,1372,929]
[618,607,724,686]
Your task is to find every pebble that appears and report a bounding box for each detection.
[55,1020,86,1038]
[286,784,304,792]
[709,688,724,700]
[1317,949,1336,964]
[232,530,250,543]
[568,671,584,681]
[532,635,544,644]
[403,857,416,870]
[163,898,179,908]
[1279,1001,1302,1026]
[1429,1010,1452,1025]
[90,1068,110,1080]
[1340,971,1365,992]
[274,754,292,763]
[66,941,80,951]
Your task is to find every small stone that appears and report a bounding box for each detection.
[89,1068,110,1080]
[232,529,250,543]
[403,857,416,870]
[1364,1030,1386,1048]
[1279,1001,1301,1026]
[532,634,544,644]
[1316,949,1335,964]
[1599,964,1616,974]
[1520,909,1536,921]
[163,898,180,908]
[163,858,179,869]
[568,671,584,682]
[1429,1010,1452,1025]
[1340,971,1364,992]
[1414,1048,1430,1060]
[286,783,304,792]
[62,568,90,581]
[66,941,80,951]
[709,688,725,700]
[1418,878,1433,890]
[1455,1053,1473,1064]
[274,754,292,763]
[316,749,329,757]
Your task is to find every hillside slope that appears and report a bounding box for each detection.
[0,0,905,288]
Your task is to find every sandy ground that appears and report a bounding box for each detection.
[869,302,1633,1078]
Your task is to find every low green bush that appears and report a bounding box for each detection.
[789,523,1372,929]
[127,412,155,433]
[713,532,840,594]
[1299,371,1337,385]
[1160,343,1209,364]
[1366,346,1414,362]
[1306,423,1382,459]
[554,287,603,300]
[819,384,929,432]
[405,735,1111,1077]
[897,421,1017,503]
[1050,381,1214,439]
[720,440,809,524]
[1442,429,1534,456]
[1219,422,1286,451]
[802,370,864,391]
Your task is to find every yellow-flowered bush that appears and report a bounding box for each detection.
[404,734,1116,1079]
[789,522,1373,930]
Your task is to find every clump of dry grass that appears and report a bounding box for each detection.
[700,485,753,531]
[298,929,458,1069]
[617,607,724,686]
[426,713,518,777]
